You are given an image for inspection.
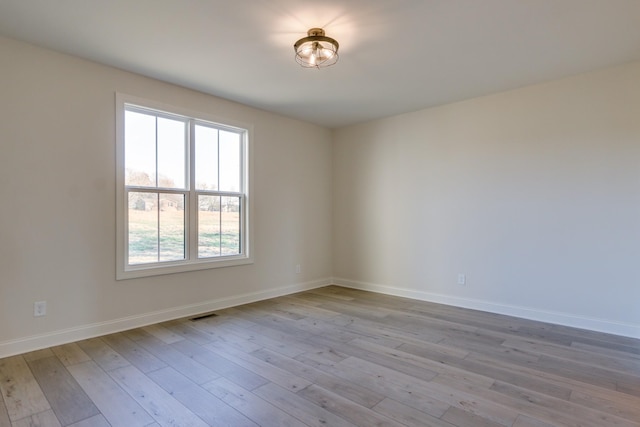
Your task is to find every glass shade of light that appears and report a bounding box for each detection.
[294,28,339,68]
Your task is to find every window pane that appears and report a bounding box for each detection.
[198,195,220,258]
[125,111,156,187]
[159,193,185,262]
[128,192,158,264]
[219,130,241,192]
[157,117,187,189]
[221,196,240,255]
[195,125,218,191]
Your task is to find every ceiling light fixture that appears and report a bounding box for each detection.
[294,28,339,68]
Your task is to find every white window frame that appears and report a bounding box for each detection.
[116,93,253,280]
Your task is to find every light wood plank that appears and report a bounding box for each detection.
[502,338,640,373]
[171,339,268,391]
[435,371,630,427]
[372,398,457,427]
[305,334,442,383]
[101,333,167,373]
[188,322,264,354]
[26,356,99,426]
[297,384,405,427]
[121,327,151,342]
[250,347,385,408]
[76,338,130,372]
[11,409,61,427]
[338,356,518,425]
[247,322,337,357]
[203,377,308,427]
[51,343,91,367]
[512,414,559,427]
[0,356,50,421]
[67,414,111,427]
[569,389,640,422]
[203,343,312,392]
[142,324,184,344]
[199,321,301,356]
[465,350,632,400]
[161,320,215,345]
[295,353,451,419]
[307,287,357,301]
[0,391,10,427]
[147,366,258,427]
[253,382,358,427]
[21,349,54,363]
[135,334,220,385]
[108,365,209,427]
[67,360,154,427]
[570,341,640,361]
[488,381,639,427]
[441,406,505,427]
[350,337,494,387]
[406,346,573,400]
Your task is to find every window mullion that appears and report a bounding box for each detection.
[155,116,159,187]
[216,130,221,256]
[189,119,198,261]
[219,196,222,255]
[155,118,160,262]
[156,193,161,262]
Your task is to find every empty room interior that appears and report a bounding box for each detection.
[1,1,639,426]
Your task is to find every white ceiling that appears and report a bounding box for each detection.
[1,0,640,128]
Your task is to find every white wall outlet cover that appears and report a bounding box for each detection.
[34,301,47,317]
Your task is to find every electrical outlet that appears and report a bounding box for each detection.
[295,264,301,274]
[457,274,466,286]
[34,301,47,317]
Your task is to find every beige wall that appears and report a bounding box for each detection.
[2,36,639,357]
[333,61,640,337]
[0,37,333,356]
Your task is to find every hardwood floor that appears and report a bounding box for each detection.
[1,286,639,427]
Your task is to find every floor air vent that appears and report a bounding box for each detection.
[189,312,219,321]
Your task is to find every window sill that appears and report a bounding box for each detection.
[116,255,253,280]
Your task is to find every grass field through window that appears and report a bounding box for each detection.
[128,209,240,264]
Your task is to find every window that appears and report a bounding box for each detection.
[116,94,251,279]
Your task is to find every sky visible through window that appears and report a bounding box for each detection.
[124,110,241,191]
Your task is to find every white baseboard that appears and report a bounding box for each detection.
[0,278,331,359]
[332,277,640,339]
[4,276,636,359]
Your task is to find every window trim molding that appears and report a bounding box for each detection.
[115,92,253,280]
